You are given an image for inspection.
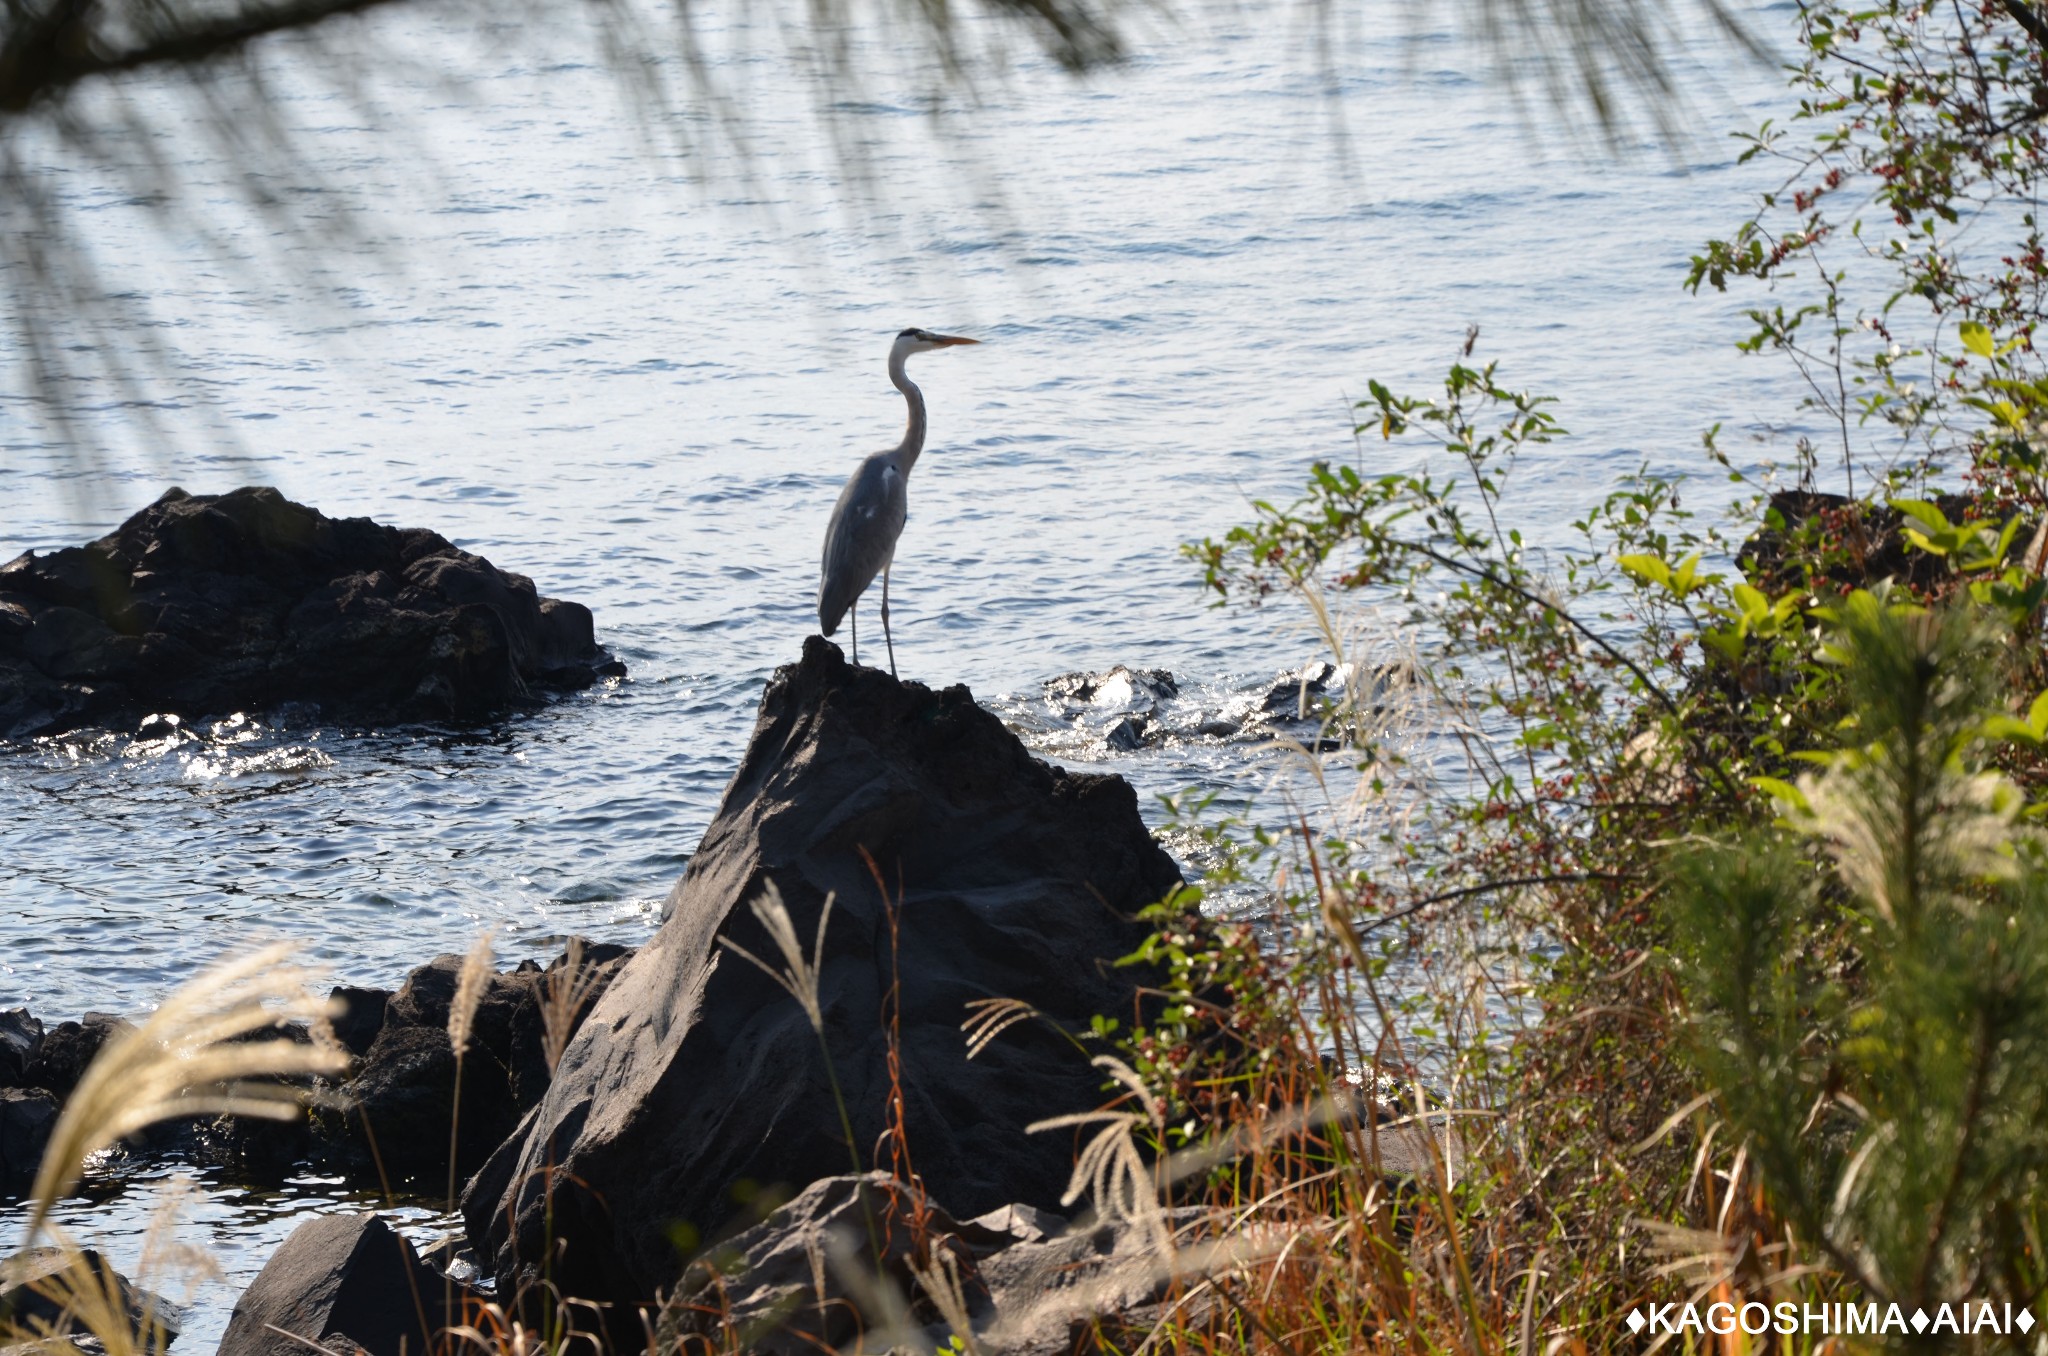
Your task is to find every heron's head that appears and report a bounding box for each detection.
[894,327,980,356]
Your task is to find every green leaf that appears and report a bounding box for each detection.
[1750,776,1810,812]
[1617,553,1673,590]
[1891,498,1953,537]
[1960,320,1995,357]
[1979,714,2042,745]
[1701,627,1745,663]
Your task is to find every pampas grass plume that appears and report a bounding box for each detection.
[23,941,346,1248]
[448,931,495,1061]
[721,884,832,1036]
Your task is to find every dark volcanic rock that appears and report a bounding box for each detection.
[467,637,1184,1322]
[662,1173,990,1356]
[0,1087,58,1194]
[335,1021,518,1184]
[328,986,391,1059]
[0,485,621,739]
[0,1008,43,1087]
[218,1213,462,1356]
[24,1013,133,1098]
[186,1024,319,1174]
[383,953,543,1079]
[327,942,632,1182]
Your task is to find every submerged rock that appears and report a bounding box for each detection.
[1258,659,1349,719]
[0,485,622,739]
[1103,712,1150,751]
[218,1213,464,1356]
[1043,665,1178,716]
[1038,665,1179,752]
[1025,658,1413,754]
[467,637,1183,1322]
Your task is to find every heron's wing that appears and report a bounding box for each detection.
[818,454,908,634]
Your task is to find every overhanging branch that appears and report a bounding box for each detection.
[1,0,406,112]
[2004,0,2048,50]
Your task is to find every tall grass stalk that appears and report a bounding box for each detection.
[446,930,495,1212]
[539,938,600,1076]
[445,931,496,1350]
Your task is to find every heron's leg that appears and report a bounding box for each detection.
[881,566,897,679]
[850,601,859,666]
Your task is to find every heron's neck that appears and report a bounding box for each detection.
[888,347,926,472]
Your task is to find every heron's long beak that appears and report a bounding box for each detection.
[932,334,980,346]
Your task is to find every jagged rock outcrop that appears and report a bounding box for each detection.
[465,638,1184,1324]
[0,485,621,739]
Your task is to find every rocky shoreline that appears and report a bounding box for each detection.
[0,640,1196,1352]
[1,494,1436,1352]
[0,636,1456,1355]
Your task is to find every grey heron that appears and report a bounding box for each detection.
[817,327,980,677]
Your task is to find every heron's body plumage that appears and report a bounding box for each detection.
[818,452,906,637]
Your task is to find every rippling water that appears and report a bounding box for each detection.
[2,0,1803,1338]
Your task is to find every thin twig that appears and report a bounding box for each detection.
[1357,872,1635,939]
